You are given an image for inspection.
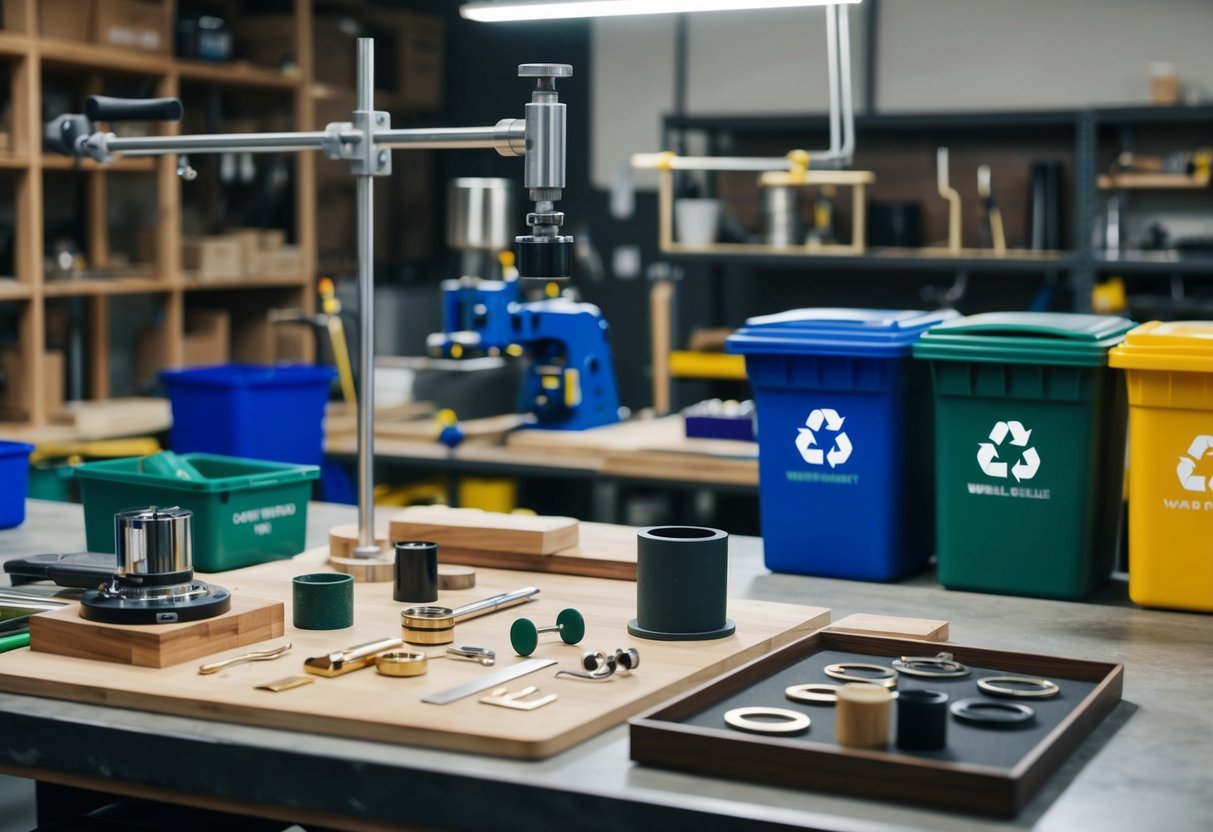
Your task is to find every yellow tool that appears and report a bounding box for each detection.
[318,277,357,405]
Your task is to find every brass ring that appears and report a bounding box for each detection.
[823,662,897,688]
[724,706,810,735]
[784,683,843,704]
[977,675,1059,699]
[374,650,429,677]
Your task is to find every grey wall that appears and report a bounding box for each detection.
[591,0,1213,189]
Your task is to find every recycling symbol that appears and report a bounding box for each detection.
[1176,435,1213,492]
[795,408,852,468]
[977,421,1040,482]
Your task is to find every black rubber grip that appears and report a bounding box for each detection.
[85,95,183,123]
[516,235,574,280]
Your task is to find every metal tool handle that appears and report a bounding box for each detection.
[198,643,292,675]
[451,587,539,623]
[86,95,183,123]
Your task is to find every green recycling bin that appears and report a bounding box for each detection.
[913,312,1134,599]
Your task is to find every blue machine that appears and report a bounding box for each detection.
[428,277,621,431]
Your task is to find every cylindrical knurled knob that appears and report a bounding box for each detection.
[114,506,193,576]
[518,64,573,79]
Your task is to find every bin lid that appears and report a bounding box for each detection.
[1109,321,1213,373]
[725,308,959,358]
[912,312,1135,367]
[161,363,337,389]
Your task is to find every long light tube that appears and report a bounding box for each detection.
[462,0,859,23]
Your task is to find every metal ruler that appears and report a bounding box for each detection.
[422,658,557,705]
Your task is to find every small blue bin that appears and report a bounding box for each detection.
[0,441,35,529]
[162,364,337,466]
[727,308,957,580]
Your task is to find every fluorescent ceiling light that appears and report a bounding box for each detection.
[462,0,860,23]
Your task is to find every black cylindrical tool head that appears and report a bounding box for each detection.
[516,234,573,280]
[394,541,439,603]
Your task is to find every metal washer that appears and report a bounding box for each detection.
[977,675,1060,699]
[785,683,844,705]
[950,698,1035,728]
[892,653,970,679]
[823,662,898,688]
[724,706,811,735]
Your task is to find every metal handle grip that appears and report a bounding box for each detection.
[85,95,183,123]
[452,587,540,623]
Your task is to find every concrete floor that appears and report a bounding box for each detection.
[0,775,35,832]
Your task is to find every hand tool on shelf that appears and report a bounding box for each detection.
[977,165,1007,254]
[936,147,962,253]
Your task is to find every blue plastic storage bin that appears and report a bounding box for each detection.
[0,441,35,529]
[162,364,337,466]
[727,308,958,580]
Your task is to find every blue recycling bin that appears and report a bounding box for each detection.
[727,308,957,580]
[162,364,337,466]
[0,441,34,529]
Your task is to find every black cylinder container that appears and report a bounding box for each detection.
[627,526,734,641]
[394,541,439,603]
[896,689,949,751]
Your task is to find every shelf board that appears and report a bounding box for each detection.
[182,276,310,292]
[0,32,29,58]
[1098,172,1210,190]
[1097,254,1213,275]
[42,156,157,172]
[662,245,1075,273]
[41,277,173,297]
[0,155,29,169]
[0,278,31,301]
[38,38,169,75]
[177,59,301,90]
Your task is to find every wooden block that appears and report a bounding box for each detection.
[826,613,949,643]
[437,564,476,590]
[389,506,578,556]
[30,595,284,668]
[437,522,637,581]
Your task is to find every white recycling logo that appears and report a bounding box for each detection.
[1176,435,1213,492]
[976,420,1040,482]
[795,408,852,468]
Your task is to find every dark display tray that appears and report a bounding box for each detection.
[629,632,1123,817]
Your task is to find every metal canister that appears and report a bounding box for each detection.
[447,177,514,252]
[114,506,193,578]
[763,186,803,247]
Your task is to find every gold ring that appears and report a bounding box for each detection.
[374,650,429,677]
[977,675,1059,699]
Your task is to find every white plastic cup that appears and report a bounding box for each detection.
[674,198,721,246]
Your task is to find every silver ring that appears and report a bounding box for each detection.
[823,662,897,688]
[892,652,969,678]
[724,706,811,735]
[785,683,843,704]
[977,676,1060,699]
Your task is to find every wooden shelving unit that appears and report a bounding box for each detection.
[0,0,319,432]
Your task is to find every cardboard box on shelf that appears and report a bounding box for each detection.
[94,0,167,53]
[183,236,242,282]
[183,310,231,366]
[249,246,304,279]
[0,349,66,421]
[41,0,93,41]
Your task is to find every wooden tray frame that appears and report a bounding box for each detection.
[629,631,1123,817]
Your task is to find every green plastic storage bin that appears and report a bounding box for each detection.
[913,312,1134,599]
[75,453,319,572]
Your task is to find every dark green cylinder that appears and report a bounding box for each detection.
[292,572,354,630]
[627,526,735,641]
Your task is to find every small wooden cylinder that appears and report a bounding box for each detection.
[836,683,893,749]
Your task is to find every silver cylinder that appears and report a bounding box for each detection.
[764,186,803,247]
[524,99,565,194]
[114,507,192,576]
[354,37,378,557]
[447,178,514,251]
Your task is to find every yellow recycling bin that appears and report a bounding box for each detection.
[1110,321,1213,612]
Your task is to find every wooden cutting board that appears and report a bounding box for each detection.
[388,506,579,555]
[0,539,829,760]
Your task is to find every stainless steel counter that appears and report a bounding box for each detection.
[0,499,1210,831]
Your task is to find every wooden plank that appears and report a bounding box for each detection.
[48,397,171,436]
[826,613,949,642]
[0,538,831,760]
[437,521,639,581]
[30,596,285,668]
[389,506,579,556]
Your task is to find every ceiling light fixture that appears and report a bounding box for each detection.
[461,0,860,23]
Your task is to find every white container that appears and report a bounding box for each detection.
[674,198,721,246]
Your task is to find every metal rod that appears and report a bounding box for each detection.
[374,127,508,150]
[354,37,378,557]
[451,587,540,623]
[837,3,855,161]
[108,131,329,155]
[826,3,840,156]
